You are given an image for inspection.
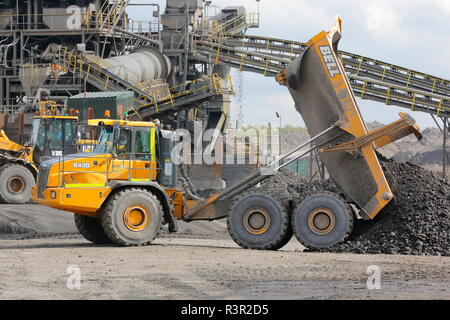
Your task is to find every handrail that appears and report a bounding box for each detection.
[54,48,234,119]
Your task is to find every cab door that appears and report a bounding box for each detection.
[108,126,133,181]
[130,127,157,181]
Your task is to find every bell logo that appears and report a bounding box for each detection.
[319,46,341,78]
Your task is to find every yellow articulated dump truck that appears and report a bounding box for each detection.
[0,114,79,204]
[32,17,422,250]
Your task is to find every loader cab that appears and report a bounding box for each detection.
[30,116,78,164]
[89,119,158,181]
[92,120,155,161]
[89,119,176,186]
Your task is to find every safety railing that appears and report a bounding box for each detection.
[54,47,235,119]
[126,19,158,36]
[0,12,121,32]
[55,47,154,110]
[0,104,30,115]
[195,40,288,76]
[350,76,450,117]
[96,0,128,32]
[209,13,260,39]
[38,101,68,116]
[134,73,235,116]
[0,7,158,36]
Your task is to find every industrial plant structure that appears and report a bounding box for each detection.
[0,0,448,178]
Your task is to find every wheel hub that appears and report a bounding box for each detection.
[7,176,25,194]
[307,208,336,235]
[123,205,149,232]
[243,208,271,235]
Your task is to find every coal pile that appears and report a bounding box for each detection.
[198,159,449,256]
[257,169,336,209]
[312,160,450,256]
[256,160,450,256]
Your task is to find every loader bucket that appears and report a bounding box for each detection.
[283,17,393,219]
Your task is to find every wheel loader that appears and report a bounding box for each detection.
[32,17,422,250]
[0,101,81,204]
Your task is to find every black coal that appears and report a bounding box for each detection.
[257,160,450,256]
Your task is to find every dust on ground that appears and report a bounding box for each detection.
[0,236,449,300]
[0,205,449,300]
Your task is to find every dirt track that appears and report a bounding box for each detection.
[0,237,449,300]
[0,204,449,300]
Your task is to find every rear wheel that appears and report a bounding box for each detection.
[0,164,35,204]
[227,193,292,250]
[101,188,163,246]
[292,192,354,249]
[74,214,112,244]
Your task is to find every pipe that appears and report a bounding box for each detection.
[27,0,31,29]
[34,0,38,29]
[104,46,172,84]
[124,3,161,41]
[113,27,163,52]
[178,177,203,201]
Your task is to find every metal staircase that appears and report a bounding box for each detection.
[209,13,260,38]
[54,48,234,120]
[98,0,129,32]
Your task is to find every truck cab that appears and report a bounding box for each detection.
[32,119,178,215]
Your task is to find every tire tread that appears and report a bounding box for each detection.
[101,188,163,246]
[292,191,354,250]
[227,192,291,250]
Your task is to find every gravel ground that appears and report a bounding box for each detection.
[0,202,448,300]
[0,157,448,300]
[0,237,448,300]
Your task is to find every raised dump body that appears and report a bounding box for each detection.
[278,17,421,219]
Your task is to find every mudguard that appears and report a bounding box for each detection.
[284,17,392,219]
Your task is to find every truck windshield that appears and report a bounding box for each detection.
[94,126,114,154]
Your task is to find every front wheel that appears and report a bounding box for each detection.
[0,164,35,204]
[101,188,163,246]
[292,192,354,249]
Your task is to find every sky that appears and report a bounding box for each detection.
[127,0,450,128]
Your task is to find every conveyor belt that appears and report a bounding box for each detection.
[225,35,450,100]
[195,40,450,117]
